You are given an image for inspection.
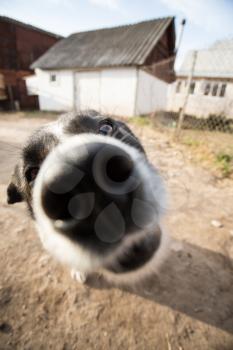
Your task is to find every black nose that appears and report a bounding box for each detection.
[41,142,136,224]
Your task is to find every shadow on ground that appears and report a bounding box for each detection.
[87,239,233,335]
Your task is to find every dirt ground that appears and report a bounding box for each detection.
[0,112,233,350]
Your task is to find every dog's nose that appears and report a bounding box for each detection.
[41,142,138,227]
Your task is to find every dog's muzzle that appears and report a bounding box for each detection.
[33,134,164,270]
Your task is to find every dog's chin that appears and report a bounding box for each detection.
[33,133,166,276]
[35,221,168,278]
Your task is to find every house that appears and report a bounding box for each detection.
[167,39,233,119]
[0,16,62,110]
[26,17,176,116]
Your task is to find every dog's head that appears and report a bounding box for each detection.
[7,111,166,275]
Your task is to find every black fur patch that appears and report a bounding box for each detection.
[7,182,23,204]
[63,111,145,154]
[23,131,59,166]
[64,110,102,135]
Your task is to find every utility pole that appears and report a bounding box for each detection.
[176,50,197,137]
[175,19,186,55]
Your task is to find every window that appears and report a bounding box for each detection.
[50,74,57,83]
[204,83,211,96]
[220,83,227,97]
[189,82,195,94]
[212,84,218,96]
[176,81,182,93]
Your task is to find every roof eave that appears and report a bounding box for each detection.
[140,17,175,65]
[178,72,233,79]
[32,63,140,70]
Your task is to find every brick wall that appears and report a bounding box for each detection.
[0,17,61,109]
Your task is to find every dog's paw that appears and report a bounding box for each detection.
[70,269,87,284]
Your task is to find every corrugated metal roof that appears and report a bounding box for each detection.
[31,17,174,70]
[0,16,62,39]
[178,46,233,79]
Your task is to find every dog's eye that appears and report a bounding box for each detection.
[99,123,113,136]
[25,166,39,183]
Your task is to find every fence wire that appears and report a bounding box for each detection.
[165,42,233,135]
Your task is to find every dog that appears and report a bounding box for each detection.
[7,110,168,284]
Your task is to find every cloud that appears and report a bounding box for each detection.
[42,0,72,6]
[89,0,120,10]
[160,0,232,35]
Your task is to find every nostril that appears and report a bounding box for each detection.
[41,186,72,221]
[106,155,133,182]
[40,162,84,221]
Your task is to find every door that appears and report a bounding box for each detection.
[75,71,101,111]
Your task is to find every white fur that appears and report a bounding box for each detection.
[71,269,87,283]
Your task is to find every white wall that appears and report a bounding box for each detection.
[135,69,168,115]
[26,69,74,111]
[26,67,169,116]
[167,79,233,119]
[75,67,137,116]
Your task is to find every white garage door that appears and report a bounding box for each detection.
[75,71,101,111]
[75,68,136,115]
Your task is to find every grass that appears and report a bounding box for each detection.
[128,115,151,127]
[182,137,201,148]
[178,132,233,178]
[215,152,233,177]
[129,117,233,178]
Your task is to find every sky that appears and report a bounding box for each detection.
[1,0,233,69]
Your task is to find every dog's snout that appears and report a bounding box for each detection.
[25,116,166,277]
[40,142,136,227]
